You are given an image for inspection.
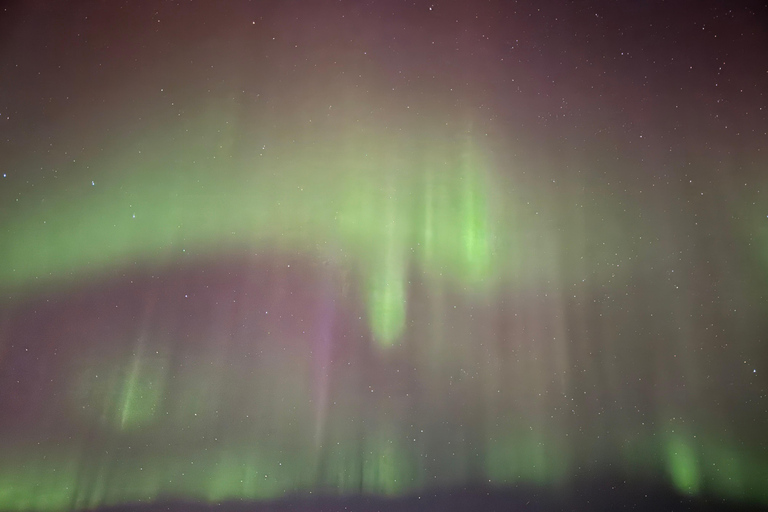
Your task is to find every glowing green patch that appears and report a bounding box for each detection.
[666,435,701,495]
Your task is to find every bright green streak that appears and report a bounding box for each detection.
[118,360,164,431]
[666,434,702,495]
[73,353,166,431]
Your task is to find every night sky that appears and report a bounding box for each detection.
[1,1,767,511]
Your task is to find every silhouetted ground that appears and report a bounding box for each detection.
[96,484,766,512]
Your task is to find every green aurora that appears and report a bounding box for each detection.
[1,113,767,510]
[1,1,767,509]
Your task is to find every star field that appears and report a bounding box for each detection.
[0,1,767,511]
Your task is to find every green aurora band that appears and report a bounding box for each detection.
[1,117,503,346]
[1,113,766,510]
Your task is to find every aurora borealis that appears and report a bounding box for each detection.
[1,1,767,511]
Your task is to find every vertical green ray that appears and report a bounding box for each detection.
[367,184,407,347]
[459,163,492,284]
[665,432,702,495]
